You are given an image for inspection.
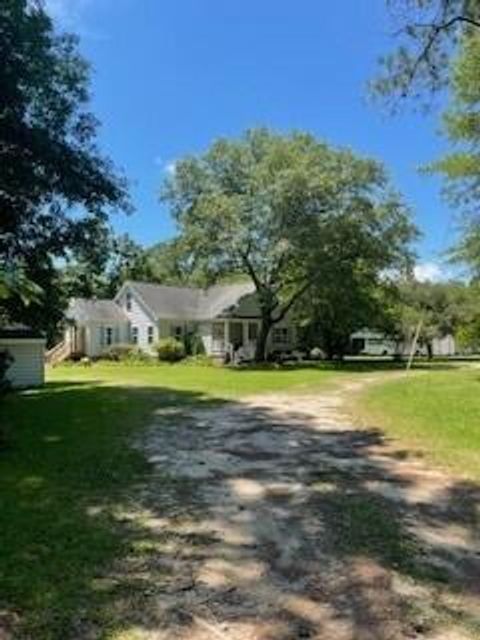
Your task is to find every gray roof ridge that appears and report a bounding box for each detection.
[127,280,254,293]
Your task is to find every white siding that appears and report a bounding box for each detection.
[117,287,157,351]
[0,339,45,388]
[84,323,130,357]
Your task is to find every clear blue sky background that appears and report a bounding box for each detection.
[47,0,456,277]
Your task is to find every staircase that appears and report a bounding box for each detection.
[46,340,71,365]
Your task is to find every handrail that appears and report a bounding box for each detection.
[46,340,71,364]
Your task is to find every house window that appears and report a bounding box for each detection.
[105,326,114,346]
[171,324,183,340]
[126,292,132,312]
[147,325,154,344]
[248,323,259,341]
[131,326,138,344]
[273,327,289,345]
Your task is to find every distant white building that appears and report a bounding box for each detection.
[350,329,456,357]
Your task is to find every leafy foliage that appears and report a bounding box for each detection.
[0,0,128,338]
[162,128,417,360]
[371,0,480,111]
[0,267,42,307]
[146,239,201,285]
[427,34,480,272]
[296,252,404,359]
[100,343,151,363]
[61,233,153,300]
[392,279,473,355]
[373,2,480,272]
[154,337,186,362]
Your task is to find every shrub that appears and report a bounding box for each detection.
[101,344,150,363]
[154,337,186,362]
[181,354,217,366]
[183,331,205,356]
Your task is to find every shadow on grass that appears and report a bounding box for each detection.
[234,358,463,374]
[1,379,479,639]
[0,381,224,638]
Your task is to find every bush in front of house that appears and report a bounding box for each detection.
[183,331,206,357]
[181,354,217,366]
[101,344,151,363]
[154,337,186,362]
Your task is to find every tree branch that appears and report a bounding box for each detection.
[239,244,262,291]
[412,15,480,32]
[273,278,314,324]
[404,14,480,91]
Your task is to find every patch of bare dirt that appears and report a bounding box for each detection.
[108,374,479,640]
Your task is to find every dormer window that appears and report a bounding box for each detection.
[126,292,132,312]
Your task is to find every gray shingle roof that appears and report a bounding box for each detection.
[125,281,257,320]
[66,299,129,324]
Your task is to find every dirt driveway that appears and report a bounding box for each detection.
[115,376,479,640]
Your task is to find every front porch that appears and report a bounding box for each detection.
[210,319,260,361]
[209,319,295,361]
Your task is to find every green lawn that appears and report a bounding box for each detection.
[357,367,480,481]
[2,360,478,638]
[0,361,342,638]
[46,360,350,397]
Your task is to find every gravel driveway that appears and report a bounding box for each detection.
[111,376,480,640]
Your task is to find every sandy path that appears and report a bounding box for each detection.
[117,375,479,640]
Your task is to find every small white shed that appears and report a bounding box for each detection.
[0,325,46,388]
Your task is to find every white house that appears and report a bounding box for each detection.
[0,325,46,388]
[56,280,296,361]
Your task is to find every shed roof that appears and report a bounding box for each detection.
[0,324,44,339]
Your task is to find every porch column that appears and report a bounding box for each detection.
[242,321,249,346]
[224,320,230,352]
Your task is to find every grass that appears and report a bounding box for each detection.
[2,360,478,638]
[356,366,480,481]
[47,360,350,397]
[0,361,343,638]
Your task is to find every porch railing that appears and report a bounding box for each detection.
[45,340,71,365]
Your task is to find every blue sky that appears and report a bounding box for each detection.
[46,0,456,280]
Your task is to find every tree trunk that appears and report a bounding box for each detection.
[255,316,272,362]
[426,340,433,360]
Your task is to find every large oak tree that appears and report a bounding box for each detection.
[162,129,417,361]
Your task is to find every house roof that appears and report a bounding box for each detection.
[0,324,44,339]
[123,281,257,321]
[66,299,129,324]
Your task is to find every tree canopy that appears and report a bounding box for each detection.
[373,1,480,276]
[428,34,480,267]
[162,129,417,360]
[372,0,480,111]
[0,0,128,338]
